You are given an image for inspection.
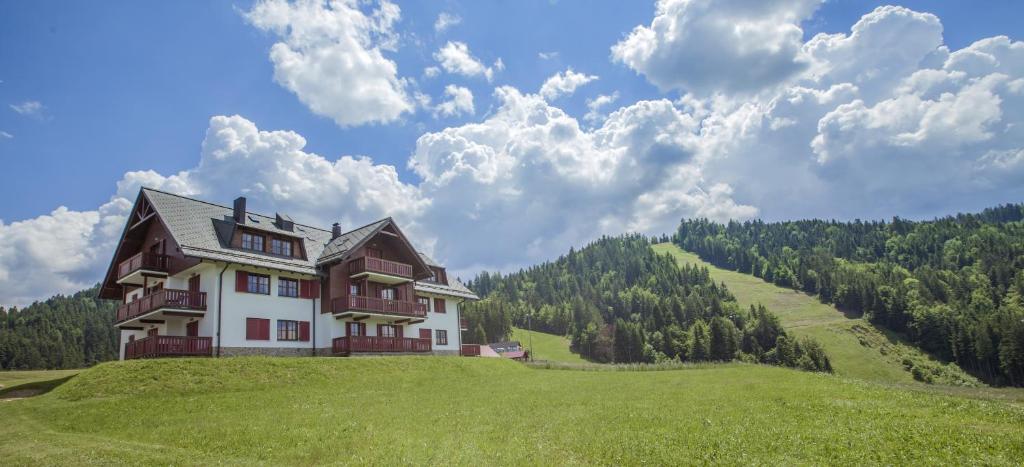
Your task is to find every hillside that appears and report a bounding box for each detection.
[511,327,586,364]
[653,243,978,386]
[1,357,1021,464]
[674,206,1024,386]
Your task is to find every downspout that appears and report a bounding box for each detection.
[216,262,231,357]
[311,278,317,356]
[456,298,464,355]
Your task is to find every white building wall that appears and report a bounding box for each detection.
[219,263,322,350]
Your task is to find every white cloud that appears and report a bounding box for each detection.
[0,130,12,139]
[538,51,559,60]
[434,12,461,33]
[243,0,415,127]
[585,92,620,124]
[9,101,45,119]
[433,85,474,118]
[611,0,821,95]
[423,66,440,78]
[433,41,500,81]
[539,68,598,100]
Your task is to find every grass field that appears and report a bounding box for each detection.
[652,243,983,387]
[0,369,81,398]
[512,326,586,364]
[0,357,1022,465]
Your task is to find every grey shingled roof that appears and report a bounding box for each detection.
[142,188,479,300]
[316,218,390,266]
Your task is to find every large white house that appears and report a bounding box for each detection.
[98,188,478,359]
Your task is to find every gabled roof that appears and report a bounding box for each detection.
[317,218,390,265]
[142,188,333,274]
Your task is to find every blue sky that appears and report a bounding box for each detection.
[1,0,1022,305]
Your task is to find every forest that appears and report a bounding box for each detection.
[465,234,831,371]
[0,285,119,370]
[674,204,1024,386]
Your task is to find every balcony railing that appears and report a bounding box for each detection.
[125,335,212,359]
[332,336,432,354]
[348,256,413,279]
[460,318,469,331]
[117,252,170,280]
[461,344,481,357]
[332,295,427,318]
[117,289,207,323]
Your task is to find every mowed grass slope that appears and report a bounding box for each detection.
[652,243,978,386]
[512,327,586,364]
[0,357,1022,465]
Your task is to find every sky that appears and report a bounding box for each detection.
[0,0,1022,306]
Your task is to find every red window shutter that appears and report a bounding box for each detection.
[235,271,248,292]
[434,298,446,313]
[359,323,366,336]
[299,280,309,298]
[311,279,320,298]
[246,318,258,339]
[299,321,310,341]
[376,324,383,336]
[260,318,270,340]
[419,328,431,339]
[396,326,403,338]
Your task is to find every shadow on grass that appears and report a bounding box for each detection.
[0,374,77,399]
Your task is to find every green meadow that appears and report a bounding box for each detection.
[1,357,1022,465]
[512,326,586,364]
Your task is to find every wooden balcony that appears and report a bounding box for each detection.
[348,256,413,283]
[117,251,171,284]
[332,336,432,355]
[332,295,427,318]
[125,335,212,359]
[117,289,207,323]
[461,344,481,357]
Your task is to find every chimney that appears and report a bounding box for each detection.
[331,222,341,240]
[233,196,246,224]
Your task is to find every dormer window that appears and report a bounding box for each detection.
[271,238,292,257]
[241,232,264,251]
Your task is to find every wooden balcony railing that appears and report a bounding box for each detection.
[125,335,212,359]
[331,295,427,318]
[332,336,432,354]
[461,344,481,357]
[117,289,207,323]
[460,318,469,330]
[117,252,170,280]
[348,256,413,279]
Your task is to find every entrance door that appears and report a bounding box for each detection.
[186,321,199,337]
[188,275,201,307]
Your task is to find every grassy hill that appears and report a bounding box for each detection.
[652,243,980,386]
[0,357,1022,464]
[511,327,586,364]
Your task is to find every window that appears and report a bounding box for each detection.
[434,297,446,313]
[349,283,360,296]
[347,322,365,336]
[278,320,299,341]
[271,238,292,256]
[245,273,270,295]
[381,287,396,300]
[241,232,264,251]
[278,278,299,297]
[416,296,430,310]
[379,324,398,338]
[246,318,270,340]
[436,329,448,346]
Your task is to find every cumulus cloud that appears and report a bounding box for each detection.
[9,101,45,119]
[433,41,500,81]
[539,68,599,100]
[243,0,414,127]
[697,5,1024,220]
[434,12,461,33]
[611,0,821,95]
[409,87,755,271]
[432,85,474,118]
[584,92,620,125]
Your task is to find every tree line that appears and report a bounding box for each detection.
[465,234,831,372]
[0,285,119,370]
[674,203,1024,386]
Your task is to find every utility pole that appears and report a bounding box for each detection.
[528,312,534,362]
